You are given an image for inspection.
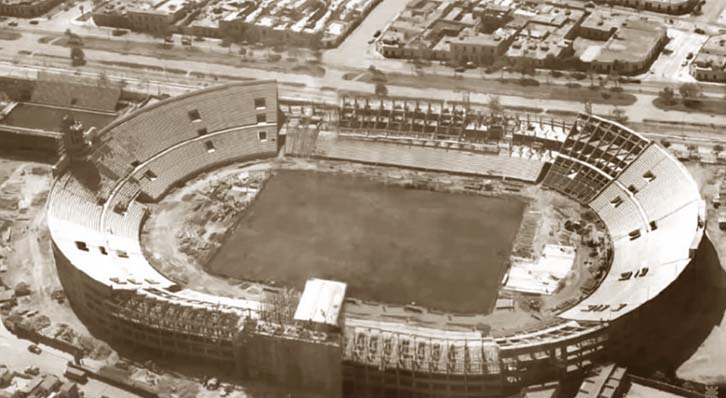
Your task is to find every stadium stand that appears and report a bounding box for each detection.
[544,114,650,204]
[559,141,704,321]
[131,124,277,200]
[94,81,278,163]
[45,77,704,398]
[314,132,546,182]
[91,140,140,180]
[588,182,648,240]
[31,72,121,112]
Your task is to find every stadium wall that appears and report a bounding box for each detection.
[46,83,705,398]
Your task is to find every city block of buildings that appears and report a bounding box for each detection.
[91,0,380,47]
[377,0,667,75]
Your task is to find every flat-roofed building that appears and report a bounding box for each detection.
[0,0,63,17]
[691,33,726,83]
[578,9,621,40]
[449,27,515,64]
[92,0,193,33]
[591,0,696,15]
[578,18,667,74]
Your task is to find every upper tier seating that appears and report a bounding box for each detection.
[564,142,704,322]
[95,81,278,165]
[632,152,701,222]
[589,182,647,240]
[92,140,139,180]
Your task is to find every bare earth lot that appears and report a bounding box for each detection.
[206,169,525,313]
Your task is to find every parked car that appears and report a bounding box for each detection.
[29,19,39,25]
[24,366,40,376]
[373,29,381,38]
[8,21,18,27]
[27,344,42,354]
[694,27,705,34]
[686,52,694,60]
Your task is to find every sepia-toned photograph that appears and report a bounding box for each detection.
[0,0,725,396]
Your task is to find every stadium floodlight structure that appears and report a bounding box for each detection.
[47,84,705,398]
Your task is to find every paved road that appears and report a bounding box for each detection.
[2,26,726,128]
[323,0,408,70]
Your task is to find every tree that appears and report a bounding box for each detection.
[587,68,596,88]
[488,95,503,113]
[609,69,620,89]
[714,144,723,155]
[679,82,702,105]
[658,87,676,105]
[660,139,671,148]
[611,105,627,123]
[70,46,85,66]
[374,82,388,97]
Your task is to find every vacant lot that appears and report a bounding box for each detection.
[207,170,525,313]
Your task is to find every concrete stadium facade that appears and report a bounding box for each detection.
[47,81,705,398]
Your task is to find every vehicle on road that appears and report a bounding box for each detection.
[28,344,42,354]
[686,52,694,60]
[373,30,381,38]
[64,366,88,383]
[8,21,18,27]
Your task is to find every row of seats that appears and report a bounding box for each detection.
[96,82,278,167]
[92,139,139,179]
[588,145,701,240]
[313,133,545,182]
[105,201,147,240]
[563,144,704,322]
[31,79,121,112]
[589,182,646,240]
[132,125,277,200]
[50,177,104,232]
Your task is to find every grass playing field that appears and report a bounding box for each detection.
[207,170,525,313]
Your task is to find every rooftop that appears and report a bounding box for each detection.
[293,279,347,326]
[693,33,726,70]
[595,19,665,63]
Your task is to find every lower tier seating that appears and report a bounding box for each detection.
[313,133,545,182]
